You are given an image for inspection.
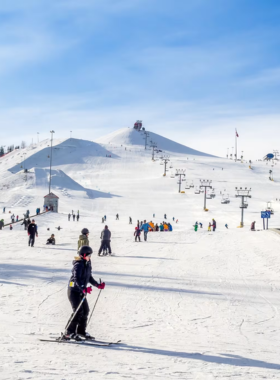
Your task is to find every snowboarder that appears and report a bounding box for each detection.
[98,226,111,256]
[78,228,90,251]
[73,214,76,221]
[46,234,55,245]
[251,221,256,231]
[68,213,71,221]
[116,214,119,220]
[134,227,141,242]
[140,220,150,241]
[129,217,132,224]
[28,219,38,247]
[62,246,105,341]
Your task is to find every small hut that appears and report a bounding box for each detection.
[44,192,59,212]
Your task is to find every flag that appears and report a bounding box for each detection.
[235,129,239,137]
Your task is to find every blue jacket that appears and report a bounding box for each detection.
[169,224,173,231]
[141,223,150,232]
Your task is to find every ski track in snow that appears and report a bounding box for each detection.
[0,133,280,379]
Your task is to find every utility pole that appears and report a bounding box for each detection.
[150,141,157,161]
[235,187,251,227]
[199,179,212,210]
[273,150,279,160]
[161,156,170,176]
[175,169,185,192]
[143,131,149,150]
[49,130,55,194]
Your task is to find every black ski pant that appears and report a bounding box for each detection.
[135,235,140,242]
[98,240,111,254]
[29,234,35,247]
[144,231,148,241]
[67,289,89,335]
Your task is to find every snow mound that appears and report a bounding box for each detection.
[96,128,213,156]
[8,138,117,174]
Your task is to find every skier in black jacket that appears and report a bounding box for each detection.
[27,219,38,247]
[63,246,105,341]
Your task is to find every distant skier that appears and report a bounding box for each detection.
[28,219,38,247]
[3,207,5,213]
[10,224,13,230]
[11,214,15,223]
[68,213,71,221]
[46,234,56,245]
[62,246,105,341]
[173,217,175,221]
[225,224,228,229]
[98,226,112,256]
[55,226,62,231]
[208,223,211,232]
[16,215,19,222]
[251,221,256,231]
[78,228,90,252]
[129,217,132,224]
[199,222,203,228]
[0,219,4,230]
[194,224,198,232]
[141,220,150,241]
[116,214,119,220]
[73,214,76,221]
[77,214,80,222]
[164,214,167,219]
[134,227,141,242]
[153,214,155,218]
[102,217,104,223]
[104,215,106,221]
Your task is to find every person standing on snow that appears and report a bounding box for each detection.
[77,214,80,222]
[21,219,28,230]
[129,217,132,224]
[68,213,71,221]
[63,246,105,341]
[251,221,256,231]
[212,219,216,232]
[28,219,38,247]
[134,227,141,242]
[78,228,90,252]
[73,214,76,221]
[141,220,150,241]
[98,225,111,255]
[11,214,15,223]
[0,219,4,230]
[116,214,119,220]
[3,207,5,213]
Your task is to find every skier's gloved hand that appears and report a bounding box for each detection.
[83,286,92,294]
[97,282,105,290]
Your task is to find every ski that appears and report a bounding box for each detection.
[39,338,119,346]
[47,335,121,345]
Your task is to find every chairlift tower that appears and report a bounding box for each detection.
[150,141,157,161]
[273,150,279,160]
[161,156,170,176]
[49,130,55,194]
[143,131,150,150]
[199,179,212,210]
[235,187,252,227]
[175,169,186,192]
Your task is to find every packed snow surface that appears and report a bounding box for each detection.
[0,131,280,379]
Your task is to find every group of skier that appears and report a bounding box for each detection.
[68,210,80,222]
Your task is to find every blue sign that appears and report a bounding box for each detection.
[261,211,271,218]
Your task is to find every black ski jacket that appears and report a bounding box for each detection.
[28,223,38,236]
[100,229,111,240]
[69,258,98,293]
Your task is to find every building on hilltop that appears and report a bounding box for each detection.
[134,120,143,131]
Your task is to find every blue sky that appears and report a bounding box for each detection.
[0,0,280,157]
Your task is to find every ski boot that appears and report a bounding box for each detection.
[60,333,83,341]
[83,332,95,341]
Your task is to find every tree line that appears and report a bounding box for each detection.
[0,141,26,157]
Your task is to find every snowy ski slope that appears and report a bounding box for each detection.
[0,128,280,379]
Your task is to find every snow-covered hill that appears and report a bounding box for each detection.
[96,127,214,156]
[0,129,280,379]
